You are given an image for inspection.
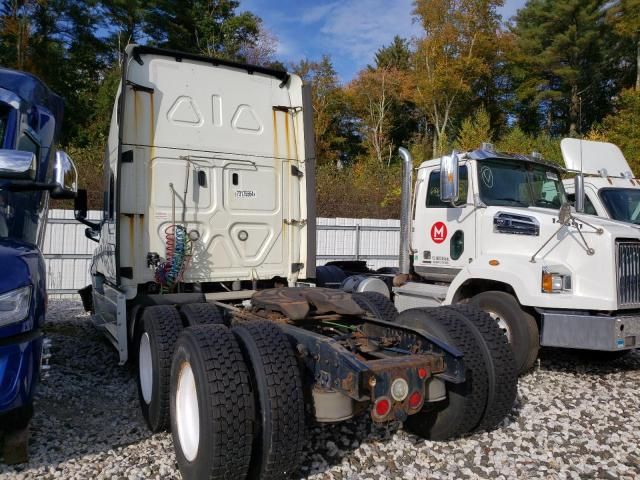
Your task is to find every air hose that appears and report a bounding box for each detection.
[155,224,191,292]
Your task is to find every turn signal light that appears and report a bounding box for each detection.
[374,397,391,417]
[408,391,423,409]
[542,272,570,293]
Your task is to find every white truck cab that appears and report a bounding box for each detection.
[395,144,640,373]
[562,138,640,225]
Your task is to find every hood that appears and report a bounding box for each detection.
[0,239,39,294]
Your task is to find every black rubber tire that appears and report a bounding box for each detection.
[232,321,305,480]
[315,265,347,288]
[446,304,518,432]
[180,303,226,327]
[352,291,399,322]
[398,305,517,440]
[136,305,183,432]
[170,325,254,480]
[470,291,539,374]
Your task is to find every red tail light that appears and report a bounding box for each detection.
[374,397,391,417]
[417,367,428,379]
[408,391,423,409]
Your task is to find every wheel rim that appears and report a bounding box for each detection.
[487,311,513,343]
[176,361,200,462]
[139,332,153,405]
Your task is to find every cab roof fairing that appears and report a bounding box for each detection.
[124,44,291,85]
[463,148,563,170]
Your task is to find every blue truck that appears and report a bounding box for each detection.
[0,68,77,464]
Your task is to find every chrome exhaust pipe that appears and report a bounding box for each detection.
[398,147,412,276]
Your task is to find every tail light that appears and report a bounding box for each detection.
[408,391,423,409]
[374,397,391,418]
[417,367,427,379]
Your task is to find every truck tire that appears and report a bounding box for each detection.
[398,306,517,440]
[470,291,539,374]
[170,324,254,480]
[352,291,399,322]
[446,304,518,432]
[179,303,226,327]
[232,321,305,480]
[137,305,183,432]
[315,265,347,288]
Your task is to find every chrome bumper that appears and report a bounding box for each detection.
[539,310,640,351]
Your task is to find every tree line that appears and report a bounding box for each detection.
[1,0,639,217]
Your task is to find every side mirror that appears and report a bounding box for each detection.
[74,188,88,220]
[74,188,101,232]
[0,150,37,180]
[50,151,78,199]
[440,151,460,203]
[574,174,585,213]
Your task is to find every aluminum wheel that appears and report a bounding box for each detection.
[139,332,153,405]
[487,311,512,343]
[176,361,200,462]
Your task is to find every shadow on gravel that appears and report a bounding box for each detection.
[297,414,404,478]
[0,301,155,474]
[537,347,640,376]
[295,394,524,478]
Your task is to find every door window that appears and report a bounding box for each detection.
[426,166,469,208]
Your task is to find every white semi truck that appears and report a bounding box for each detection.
[74,45,517,480]
[385,142,640,375]
[562,138,640,224]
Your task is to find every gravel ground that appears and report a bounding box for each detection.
[2,300,640,480]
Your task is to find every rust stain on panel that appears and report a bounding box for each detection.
[272,109,279,160]
[284,113,291,160]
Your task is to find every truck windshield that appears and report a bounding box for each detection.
[477,159,565,209]
[600,188,640,224]
[0,189,40,245]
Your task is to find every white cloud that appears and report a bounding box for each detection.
[316,0,421,70]
[300,2,340,24]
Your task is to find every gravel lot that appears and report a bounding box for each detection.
[1,300,640,480]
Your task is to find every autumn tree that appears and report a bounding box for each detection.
[412,0,506,156]
[347,67,406,165]
[455,105,492,151]
[599,89,640,172]
[606,0,640,91]
[293,56,358,166]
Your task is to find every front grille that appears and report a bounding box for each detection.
[617,240,640,307]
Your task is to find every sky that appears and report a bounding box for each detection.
[239,0,526,82]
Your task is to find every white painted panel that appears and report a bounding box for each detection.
[44,210,401,296]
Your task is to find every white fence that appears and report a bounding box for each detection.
[43,210,401,297]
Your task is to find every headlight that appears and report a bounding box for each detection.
[541,272,571,293]
[0,286,31,327]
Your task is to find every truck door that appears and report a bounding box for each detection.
[413,163,476,281]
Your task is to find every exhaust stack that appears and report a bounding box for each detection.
[398,147,413,275]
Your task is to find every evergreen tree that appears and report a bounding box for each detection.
[143,0,261,60]
[510,0,611,136]
[373,36,411,70]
